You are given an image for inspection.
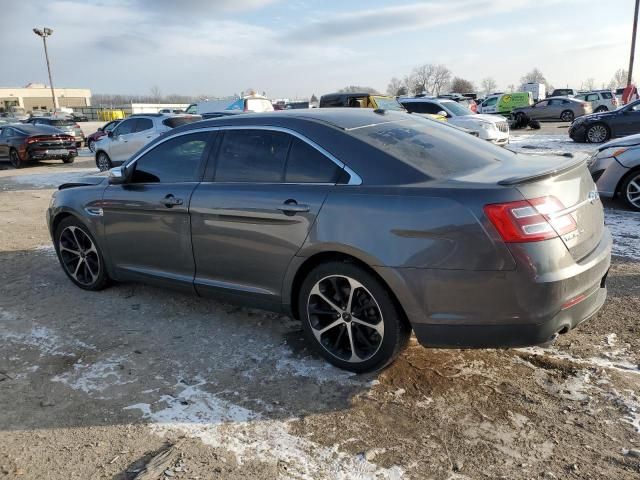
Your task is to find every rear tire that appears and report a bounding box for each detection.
[9,148,22,169]
[54,216,110,291]
[560,110,574,122]
[595,106,608,113]
[298,261,410,373]
[620,169,640,212]
[96,151,112,172]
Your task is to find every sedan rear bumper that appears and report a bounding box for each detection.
[27,146,78,160]
[375,229,612,349]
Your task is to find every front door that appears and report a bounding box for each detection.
[616,103,640,137]
[108,118,139,163]
[101,130,213,290]
[190,129,344,307]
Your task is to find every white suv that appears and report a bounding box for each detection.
[94,114,201,171]
[575,90,619,113]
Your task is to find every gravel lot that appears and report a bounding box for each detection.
[0,124,639,479]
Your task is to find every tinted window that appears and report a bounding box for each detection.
[285,138,341,183]
[403,102,441,115]
[49,119,74,126]
[548,99,563,106]
[215,130,290,182]
[350,117,507,178]
[135,118,153,132]
[131,132,209,183]
[483,97,498,106]
[162,116,202,128]
[113,119,136,136]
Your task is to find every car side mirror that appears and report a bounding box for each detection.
[437,110,448,117]
[108,166,127,185]
[108,130,114,137]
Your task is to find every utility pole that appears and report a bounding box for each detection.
[629,0,640,86]
[33,27,58,110]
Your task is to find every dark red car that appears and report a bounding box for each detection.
[86,119,120,152]
[0,123,77,168]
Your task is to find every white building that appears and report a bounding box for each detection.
[0,83,92,112]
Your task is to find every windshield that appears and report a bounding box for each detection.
[185,104,197,114]
[349,116,510,178]
[372,96,405,111]
[442,101,472,116]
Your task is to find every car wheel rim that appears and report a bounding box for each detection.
[307,275,384,363]
[588,125,607,143]
[58,226,100,286]
[88,141,95,152]
[626,173,640,209]
[10,151,19,168]
[561,112,573,121]
[97,154,109,171]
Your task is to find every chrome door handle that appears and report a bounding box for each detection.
[277,200,310,216]
[162,194,183,208]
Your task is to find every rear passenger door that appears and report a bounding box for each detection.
[189,128,345,307]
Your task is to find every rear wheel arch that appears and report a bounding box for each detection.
[288,251,410,329]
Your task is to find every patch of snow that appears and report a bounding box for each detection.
[604,208,640,260]
[9,168,98,189]
[508,134,596,155]
[52,355,135,398]
[125,379,404,479]
[275,353,356,384]
[34,244,56,256]
[0,310,95,357]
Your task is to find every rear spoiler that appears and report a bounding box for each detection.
[498,155,586,186]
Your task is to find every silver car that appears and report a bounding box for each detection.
[512,97,592,123]
[94,113,201,171]
[588,133,640,210]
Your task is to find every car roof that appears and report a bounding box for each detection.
[400,97,444,103]
[189,108,409,131]
[7,124,67,134]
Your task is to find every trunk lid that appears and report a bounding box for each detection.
[458,153,604,260]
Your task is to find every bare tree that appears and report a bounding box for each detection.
[338,85,380,94]
[481,77,498,95]
[431,65,452,95]
[150,85,163,102]
[582,78,596,91]
[506,84,516,93]
[450,77,475,94]
[410,64,435,95]
[608,69,632,89]
[386,77,404,96]
[520,68,547,86]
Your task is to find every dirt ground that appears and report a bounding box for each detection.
[1,131,639,479]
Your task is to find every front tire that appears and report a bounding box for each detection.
[595,106,608,113]
[96,151,112,172]
[62,156,75,164]
[88,139,96,153]
[586,123,610,143]
[9,149,22,169]
[54,217,110,291]
[620,169,640,211]
[298,261,410,373]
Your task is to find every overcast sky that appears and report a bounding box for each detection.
[0,0,636,98]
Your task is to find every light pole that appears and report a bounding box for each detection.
[629,0,640,86]
[33,27,58,110]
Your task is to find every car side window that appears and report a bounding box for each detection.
[536,101,548,107]
[586,94,599,101]
[113,119,136,136]
[483,97,498,106]
[104,122,117,132]
[601,92,612,99]
[285,138,341,183]
[130,132,209,184]
[215,129,291,182]
[226,99,245,111]
[134,118,153,132]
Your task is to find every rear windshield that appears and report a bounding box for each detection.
[49,120,74,126]
[162,116,202,128]
[349,117,512,178]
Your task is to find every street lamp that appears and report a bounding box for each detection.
[33,27,58,111]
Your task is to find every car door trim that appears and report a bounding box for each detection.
[124,125,363,186]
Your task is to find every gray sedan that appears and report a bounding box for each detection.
[47,109,611,372]
[512,97,592,123]
[588,133,640,210]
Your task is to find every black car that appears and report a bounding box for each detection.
[69,113,89,122]
[25,117,85,148]
[0,124,77,168]
[569,99,640,143]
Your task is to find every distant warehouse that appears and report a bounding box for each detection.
[0,82,91,112]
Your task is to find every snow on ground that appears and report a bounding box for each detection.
[8,168,99,189]
[125,379,404,480]
[604,208,640,260]
[507,134,597,155]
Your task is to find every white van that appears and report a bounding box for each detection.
[522,82,546,101]
[185,95,274,115]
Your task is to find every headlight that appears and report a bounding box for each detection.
[597,147,627,158]
[479,121,495,130]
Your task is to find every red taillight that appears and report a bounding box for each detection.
[484,196,577,243]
